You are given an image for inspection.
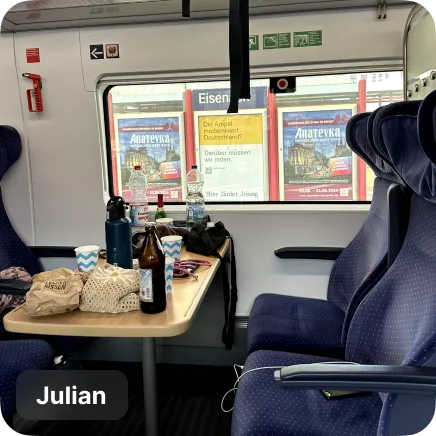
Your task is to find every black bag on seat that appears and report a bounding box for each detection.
[183,217,238,350]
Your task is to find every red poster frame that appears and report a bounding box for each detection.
[107,92,119,196]
[184,89,196,172]
[357,79,367,201]
[268,90,279,201]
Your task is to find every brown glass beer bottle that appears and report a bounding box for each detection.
[139,224,166,314]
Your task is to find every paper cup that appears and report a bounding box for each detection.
[165,257,175,293]
[74,245,100,273]
[161,235,182,261]
[156,218,174,227]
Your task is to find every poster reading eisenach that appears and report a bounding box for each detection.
[279,108,354,201]
[114,113,186,202]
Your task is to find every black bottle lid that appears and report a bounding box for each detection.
[107,196,127,220]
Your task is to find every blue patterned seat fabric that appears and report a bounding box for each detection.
[0,126,42,276]
[232,350,382,436]
[0,126,83,350]
[0,340,54,419]
[0,126,81,421]
[247,113,403,357]
[232,94,436,436]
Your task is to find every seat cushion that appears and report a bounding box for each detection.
[232,350,382,436]
[0,323,84,358]
[247,294,345,357]
[0,339,54,418]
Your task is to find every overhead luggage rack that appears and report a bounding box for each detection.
[3,0,411,32]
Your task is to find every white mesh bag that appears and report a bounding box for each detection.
[80,264,140,313]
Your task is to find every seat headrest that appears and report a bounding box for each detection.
[346,113,378,172]
[371,101,422,185]
[379,92,436,202]
[0,126,22,178]
[346,112,401,183]
[373,101,422,161]
[418,90,436,165]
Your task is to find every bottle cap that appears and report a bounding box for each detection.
[192,165,198,169]
[106,196,127,220]
[134,165,141,170]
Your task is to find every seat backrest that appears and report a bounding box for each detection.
[0,126,41,276]
[345,92,436,435]
[327,113,404,323]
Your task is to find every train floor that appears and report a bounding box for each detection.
[14,362,234,436]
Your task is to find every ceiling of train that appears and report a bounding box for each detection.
[2,0,412,32]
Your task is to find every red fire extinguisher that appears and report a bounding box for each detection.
[22,73,43,113]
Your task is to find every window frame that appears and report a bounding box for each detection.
[100,68,403,207]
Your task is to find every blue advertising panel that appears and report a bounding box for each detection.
[116,115,183,202]
[281,109,353,201]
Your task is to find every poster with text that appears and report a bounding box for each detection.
[197,113,268,201]
[115,113,185,202]
[280,109,354,201]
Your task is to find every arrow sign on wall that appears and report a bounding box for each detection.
[90,44,104,60]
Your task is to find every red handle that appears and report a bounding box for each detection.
[23,73,43,113]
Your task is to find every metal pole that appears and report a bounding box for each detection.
[142,337,158,436]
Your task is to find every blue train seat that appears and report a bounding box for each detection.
[0,340,54,420]
[0,126,82,421]
[246,111,410,358]
[0,125,83,356]
[0,126,42,276]
[232,94,436,436]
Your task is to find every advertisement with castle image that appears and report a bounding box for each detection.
[279,108,355,201]
[114,114,186,202]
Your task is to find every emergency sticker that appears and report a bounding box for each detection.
[106,44,120,59]
[26,48,40,63]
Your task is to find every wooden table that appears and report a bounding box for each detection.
[4,240,230,436]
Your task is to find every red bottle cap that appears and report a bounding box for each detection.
[134,165,141,170]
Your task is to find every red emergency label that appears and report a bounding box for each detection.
[26,48,40,63]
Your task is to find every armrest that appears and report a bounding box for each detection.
[0,279,32,296]
[274,364,436,396]
[275,247,343,261]
[29,246,77,258]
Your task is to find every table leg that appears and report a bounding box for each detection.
[142,337,158,436]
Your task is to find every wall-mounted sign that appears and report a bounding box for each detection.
[195,112,269,201]
[90,44,104,60]
[192,87,267,111]
[249,35,259,51]
[113,113,186,202]
[263,33,291,49]
[106,44,120,59]
[294,30,323,48]
[26,48,40,63]
[278,106,356,201]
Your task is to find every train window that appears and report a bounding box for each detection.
[105,71,403,204]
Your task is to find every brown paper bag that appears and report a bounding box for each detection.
[23,268,84,316]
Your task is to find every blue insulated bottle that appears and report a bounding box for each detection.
[106,196,133,269]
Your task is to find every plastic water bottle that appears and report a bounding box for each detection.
[129,165,149,228]
[186,165,206,228]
